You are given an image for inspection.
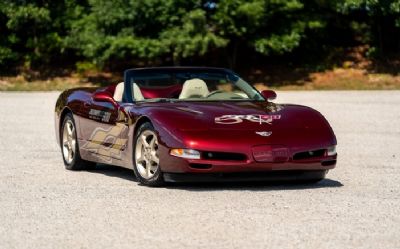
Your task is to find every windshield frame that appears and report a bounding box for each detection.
[123,67,265,103]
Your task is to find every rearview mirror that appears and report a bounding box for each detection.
[261,90,277,101]
[92,91,118,107]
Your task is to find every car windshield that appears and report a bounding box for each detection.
[126,69,265,102]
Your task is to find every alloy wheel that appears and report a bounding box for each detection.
[62,120,76,164]
[135,130,160,179]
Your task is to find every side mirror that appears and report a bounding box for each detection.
[261,90,277,101]
[92,91,118,107]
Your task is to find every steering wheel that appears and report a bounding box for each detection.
[206,90,225,98]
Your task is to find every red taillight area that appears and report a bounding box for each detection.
[252,145,289,163]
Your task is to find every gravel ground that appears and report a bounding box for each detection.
[0,91,399,249]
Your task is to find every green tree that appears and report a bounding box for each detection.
[338,0,400,55]
[66,0,226,66]
[1,0,398,72]
[211,0,312,67]
[65,0,326,68]
[0,0,83,71]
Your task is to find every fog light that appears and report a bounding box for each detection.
[170,149,201,159]
[327,146,336,156]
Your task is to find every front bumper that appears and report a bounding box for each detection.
[160,151,337,173]
[158,142,337,175]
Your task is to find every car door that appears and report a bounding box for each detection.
[79,90,129,164]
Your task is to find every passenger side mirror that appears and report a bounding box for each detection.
[261,90,277,101]
[92,91,118,107]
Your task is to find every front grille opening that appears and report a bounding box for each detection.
[202,152,247,161]
[189,163,212,169]
[293,149,325,160]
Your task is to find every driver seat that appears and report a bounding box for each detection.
[179,78,209,99]
[113,82,144,101]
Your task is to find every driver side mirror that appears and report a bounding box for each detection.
[92,91,118,108]
[261,90,277,101]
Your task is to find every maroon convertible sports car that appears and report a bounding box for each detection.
[55,67,337,186]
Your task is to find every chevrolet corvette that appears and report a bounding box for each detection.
[55,67,337,186]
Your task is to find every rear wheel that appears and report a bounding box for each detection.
[61,113,96,170]
[133,122,164,186]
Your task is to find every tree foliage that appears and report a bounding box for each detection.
[337,0,400,55]
[0,0,399,71]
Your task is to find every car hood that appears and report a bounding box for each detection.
[135,101,336,149]
[141,101,321,129]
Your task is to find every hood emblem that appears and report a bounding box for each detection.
[256,131,272,137]
[215,114,281,125]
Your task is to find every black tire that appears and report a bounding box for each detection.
[133,122,164,187]
[61,113,96,170]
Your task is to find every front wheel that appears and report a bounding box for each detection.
[133,122,164,186]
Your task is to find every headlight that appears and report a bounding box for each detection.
[170,149,201,159]
[327,146,336,156]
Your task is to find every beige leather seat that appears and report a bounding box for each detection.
[133,83,145,101]
[179,78,209,99]
[113,82,125,102]
[113,82,144,102]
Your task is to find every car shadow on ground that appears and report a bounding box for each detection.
[87,164,343,191]
[87,164,138,182]
[165,178,343,192]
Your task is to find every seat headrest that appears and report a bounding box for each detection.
[179,78,209,99]
[113,82,124,102]
[133,83,145,101]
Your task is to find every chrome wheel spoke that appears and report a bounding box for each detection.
[137,161,146,176]
[70,140,76,151]
[149,136,156,148]
[67,123,73,136]
[67,147,73,162]
[146,161,152,177]
[150,151,159,164]
[137,153,146,164]
[63,141,69,148]
[141,135,150,147]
